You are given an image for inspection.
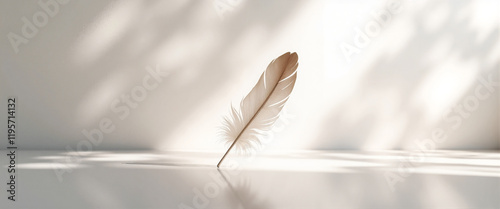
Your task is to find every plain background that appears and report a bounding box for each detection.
[0,0,498,151]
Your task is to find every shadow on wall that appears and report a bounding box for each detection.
[315,0,499,150]
[0,0,303,150]
[1,0,497,151]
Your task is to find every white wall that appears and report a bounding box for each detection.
[0,0,498,151]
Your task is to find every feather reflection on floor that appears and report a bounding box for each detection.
[1,150,499,209]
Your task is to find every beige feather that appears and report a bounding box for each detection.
[217,52,298,168]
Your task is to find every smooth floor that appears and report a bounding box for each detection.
[0,150,499,209]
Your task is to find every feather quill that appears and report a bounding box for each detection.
[217,52,299,168]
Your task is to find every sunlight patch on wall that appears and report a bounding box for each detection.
[72,1,141,66]
[76,72,127,126]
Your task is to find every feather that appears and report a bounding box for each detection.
[217,52,299,168]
